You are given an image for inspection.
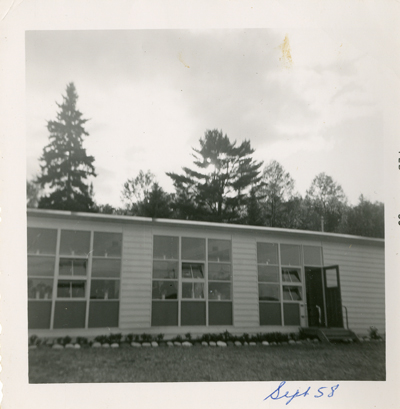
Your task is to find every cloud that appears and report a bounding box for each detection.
[26,29,384,207]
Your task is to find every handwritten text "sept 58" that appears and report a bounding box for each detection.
[264,381,339,405]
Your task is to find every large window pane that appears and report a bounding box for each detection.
[53,301,86,328]
[209,302,232,325]
[258,284,280,301]
[208,282,231,300]
[27,228,57,255]
[90,280,119,299]
[325,268,338,288]
[28,256,55,277]
[153,261,178,279]
[60,230,90,256]
[257,243,278,264]
[259,302,282,325]
[303,246,322,266]
[89,301,119,328]
[181,301,206,326]
[152,280,178,299]
[280,244,301,266]
[152,301,178,326]
[28,301,52,329]
[182,237,205,260]
[182,262,204,279]
[92,259,121,278]
[93,232,122,257]
[258,265,279,283]
[208,263,231,280]
[28,278,53,299]
[57,280,86,298]
[282,268,301,283]
[59,258,88,276]
[153,236,178,260]
[208,239,231,262]
[283,286,303,301]
[284,303,300,325]
[182,282,204,299]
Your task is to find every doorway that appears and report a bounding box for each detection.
[305,267,326,327]
[305,265,343,328]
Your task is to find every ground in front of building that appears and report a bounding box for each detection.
[29,341,385,383]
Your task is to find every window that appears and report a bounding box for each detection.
[208,239,232,325]
[89,232,122,328]
[303,246,322,266]
[27,227,122,330]
[53,230,91,329]
[151,236,232,327]
[151,236,179,326]
[181,238,206,325]
[280,244,302,326]
[257,243,281,325]
[27,228,56,329]
[258,242,305,326]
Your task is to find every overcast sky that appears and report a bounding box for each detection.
[26,29,384,208]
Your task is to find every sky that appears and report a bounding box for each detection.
[26,29,385,208]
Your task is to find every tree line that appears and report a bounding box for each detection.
[27,83,384,238]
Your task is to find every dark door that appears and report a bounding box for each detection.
[323,265,343,328]
[305,268,326,327]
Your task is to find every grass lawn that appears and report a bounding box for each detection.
[29,341,385,383]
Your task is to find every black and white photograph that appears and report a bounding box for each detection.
[1,1,400,408]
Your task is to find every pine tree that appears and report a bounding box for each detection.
[37,83,96,212]
[167,129,263,222]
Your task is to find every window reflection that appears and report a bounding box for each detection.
[283,286,302,301]
[282,268,301,283]
[181,237,205,260]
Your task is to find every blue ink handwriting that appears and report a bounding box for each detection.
[264,381,339,405]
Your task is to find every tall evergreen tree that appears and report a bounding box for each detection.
[167,129,263,223]
[37,83,96,212]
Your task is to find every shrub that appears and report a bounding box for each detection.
[184,332,192,341]
[140,333,153,343]
[173,335,183,343]
[76,337,89,346]
[222,330,233,342]
[368,326,382,340]
[201,333,211,343]
[57,336,72,346]
[156,334,165,342]
[29,335,38,346]
[109,333,122,344]
[124,333,135,343]
[94,335,109,344]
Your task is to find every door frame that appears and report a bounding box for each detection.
[304,264,343,328]
[323,265,343,328]
[304,266,327,327]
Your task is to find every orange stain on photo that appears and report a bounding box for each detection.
[279,34,293,69]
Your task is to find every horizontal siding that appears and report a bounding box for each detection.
[119,224,152,329]
[323,241,385,335]
[232,233,259,327]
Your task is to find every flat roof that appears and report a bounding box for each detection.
[27,208,384,246]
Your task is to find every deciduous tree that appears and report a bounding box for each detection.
[259,160,296,227]
[305,172,347,232]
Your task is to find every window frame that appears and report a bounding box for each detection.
[151,235,233,327]
[27,226,122,330]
